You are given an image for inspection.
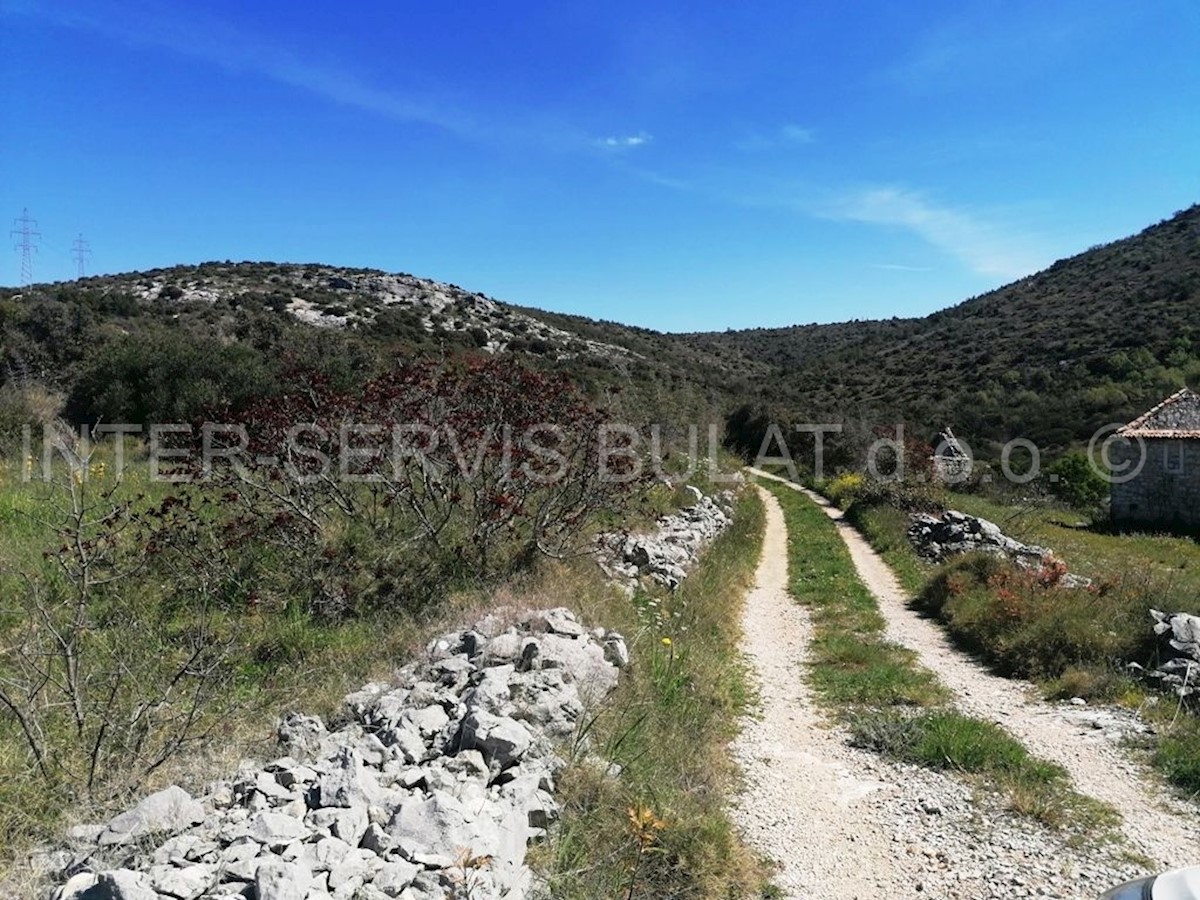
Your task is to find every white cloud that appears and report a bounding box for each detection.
[825,186,1042,280]
[734,123,816,151]
[779,125,815,145]
[598,133,653,150]
[870,263,933,272]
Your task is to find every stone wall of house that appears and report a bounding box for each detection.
[1110,438,1200,528]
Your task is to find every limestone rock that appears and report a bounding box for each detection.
[47,605,629,900]
[97,786,206,847]
[255,858,313,900]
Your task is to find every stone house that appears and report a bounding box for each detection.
[1111,388,1200,529]
[931,426,971,483]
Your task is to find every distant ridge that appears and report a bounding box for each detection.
[2,205,1198,452]
[682,204,1200,450]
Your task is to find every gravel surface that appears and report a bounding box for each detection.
[733,480,1200,900]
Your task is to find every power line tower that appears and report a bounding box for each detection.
[71,233,92,278]
[10,208,41,286]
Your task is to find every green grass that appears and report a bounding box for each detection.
[849,709,1118,831]
[761,478,1119,834]
[828,486,1200,802]
[541,487,772,899]
[1153,718,1200,798]
[948,492,1200,594]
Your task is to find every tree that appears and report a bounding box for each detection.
[1044,453,1108,510]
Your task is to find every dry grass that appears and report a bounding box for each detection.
[538,487,772,899]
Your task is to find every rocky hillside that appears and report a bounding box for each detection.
[112,262,635,362]
[0,262,745,428]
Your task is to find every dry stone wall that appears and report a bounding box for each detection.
[596,487,735,594]
[47,609,627,900]
[1110,438,1200,529]
[1130,610,1200,698]
[907,511,1092,588]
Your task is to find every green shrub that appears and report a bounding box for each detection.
[67,329,276,424]
[916,554,1163,680]
[825,471,865,508]
[847,476,946,514]
[1044,452,1109,511]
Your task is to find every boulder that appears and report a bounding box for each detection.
[90,870,159,900]
[97,786,206,846]
[255,859,313,900]
[459,710,533,770]
[247,810,309,848]
[148,863,215,899]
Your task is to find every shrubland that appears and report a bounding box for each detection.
[0,356,768,892]
[712,205,1200,459]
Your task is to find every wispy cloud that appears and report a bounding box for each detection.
[780,125,816,144]
[824,186,1043,280]
[735,124,816,151]
[887,6,1123,93]
[597,133,653,150]
[870,263,933,272]
[14,1,585,151]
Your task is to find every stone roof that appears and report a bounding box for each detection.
[933,426,968,458]
[1118,388,1200,439]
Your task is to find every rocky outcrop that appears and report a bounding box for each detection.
[48,608,627,900]
[127,264,637,363]
[908,511,1051,566]
[907,511,1092,588]
[1131,610,1200,698]
[597,488,734,594]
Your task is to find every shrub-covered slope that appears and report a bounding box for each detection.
[687,204,1200,450]
[2,203,1198,448]
[0,261,740,428]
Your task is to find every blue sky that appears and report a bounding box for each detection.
[2,1,1198,331]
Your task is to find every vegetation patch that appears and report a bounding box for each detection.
[761,479,1117,833]
[540,487,771,899]
[916,554,1162,682]
[0,357,668,883]
[850,710,1118,830]
[831,482,1200,799]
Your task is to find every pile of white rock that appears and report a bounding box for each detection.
[48,608,627,900]
[597,487,735,594]
[907,510,1092,588]
[1129,610,1200,698]
[907,510,1051,566]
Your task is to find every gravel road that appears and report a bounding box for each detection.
[731,479,1200,899]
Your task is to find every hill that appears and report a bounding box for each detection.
[2,204,1198,457]
[687,203,1200,453]
[0,261,743,430]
